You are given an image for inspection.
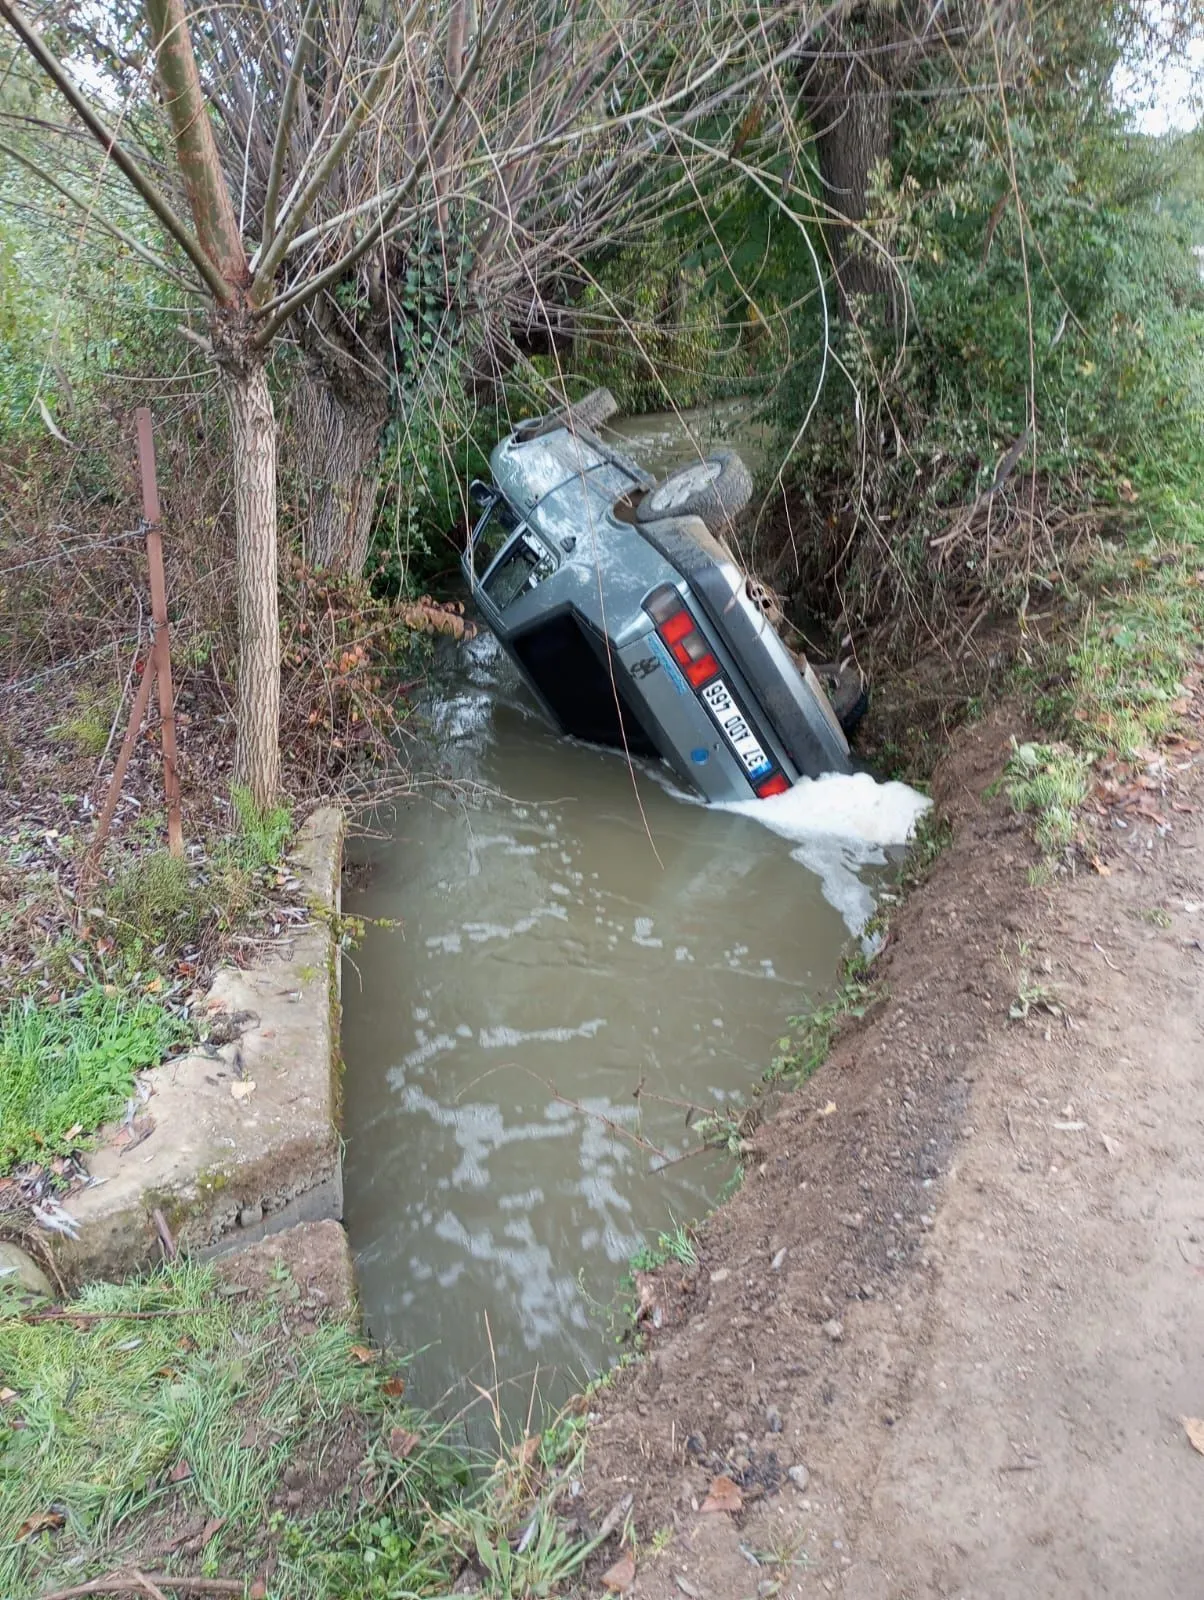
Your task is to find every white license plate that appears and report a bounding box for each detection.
[700,677,772,778]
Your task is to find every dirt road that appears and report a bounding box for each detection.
[585,711,1204,1598]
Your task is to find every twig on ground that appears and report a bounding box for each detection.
[18,1307,203,1326]
[152,1207,178,1260]
[37,1576,244,1599]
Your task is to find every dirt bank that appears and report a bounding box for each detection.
[584,705,1204,1597]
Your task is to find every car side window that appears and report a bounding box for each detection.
[484,530,557,609]
[471,496,522,576]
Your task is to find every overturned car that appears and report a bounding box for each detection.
[460,389,863,804]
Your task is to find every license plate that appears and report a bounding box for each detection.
[700,677,772,778]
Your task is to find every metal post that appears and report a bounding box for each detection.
[135,407,183,858]
[83,654,156,881]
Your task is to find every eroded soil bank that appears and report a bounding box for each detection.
[583,705,1204,1597]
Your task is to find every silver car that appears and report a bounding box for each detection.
[461,391,856,804]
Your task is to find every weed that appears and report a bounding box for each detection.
[899,809,952,890]
[1002,938,1063,1022]
[50,687,118,759]
[1004,740,1091,855]
[1139,906,1173,928]
[0,987,188,1173]
[99,850,199,954]
[230,784,293,871]
[767,957,877,1087]
[0,1261,478,1599]
[630,1220,698,1274]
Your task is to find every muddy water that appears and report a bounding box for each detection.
[603,397,776,481]
[341,636,903,1421]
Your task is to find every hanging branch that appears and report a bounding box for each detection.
[0,0,227,302]
[0,137,195,290]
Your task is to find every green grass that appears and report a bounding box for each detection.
[230,785,293,872]
[0,1263,604,1600]
[1004,740,1092,855]
[0,1262,476,1599]
[767,957,878,1088]
[0,987,189,1173]
[629,1221,698,1275]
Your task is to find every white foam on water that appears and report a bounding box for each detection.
[717,771,931,935]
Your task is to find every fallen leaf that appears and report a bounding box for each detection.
[0,1387,16,1403]
[700,1473,743,1514]
[1183,1417,1204,1455]
[818,1101,837,1118]
[349,1344,379,1365]
[389,1427,419,1459]
[169,1460,192,1483]
[230,1080,256,1100]
[512,1434,541,1469]
[16,1511,65,1541]
[1089,855,1112,876]
[249,1582,267,1600]
[200,1516,226,1543]
[382,1375,406,1397]
[601,1550,637,1592]
[63,1123,83,1142]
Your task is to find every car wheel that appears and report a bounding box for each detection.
[513,386,618,441]
[813,661,869,736]
[635,449,753,535]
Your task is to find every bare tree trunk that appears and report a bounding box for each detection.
[292,373,387,574]
[812,86,891,303]
[801,45,893,314]
[227,363,280,808]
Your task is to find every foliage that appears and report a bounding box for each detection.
[0,986,187,1172]
[569,240,742,413]
[767,957,877,1087]
[761,11,1204,659]
[0,1261,477,1599]
[1004,740,1091,854]
[629,1222,698,1274]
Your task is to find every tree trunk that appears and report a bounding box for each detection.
[813,89,891,303]
[801,47,893,314]
[293,372,387,574]
[226,363,280,808]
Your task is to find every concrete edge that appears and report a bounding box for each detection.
[30,807,346,1286]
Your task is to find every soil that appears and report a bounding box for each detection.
[583,704,1204,1598]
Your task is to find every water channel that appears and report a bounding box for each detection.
[341,404,925,1424]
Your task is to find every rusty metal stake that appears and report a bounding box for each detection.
[84,411,185,882]
[83,651,156,883]
[136,407,183,858]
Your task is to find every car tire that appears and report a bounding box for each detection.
[813,661,869,736]
[635,450,753,535]
[513,386,618,442]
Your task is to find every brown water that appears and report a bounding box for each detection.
[603,397,776,481]
[340,633,892,1420]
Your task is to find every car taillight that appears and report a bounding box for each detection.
[643,584,792,800]
[756,772,791,798]
[644,587,721,690]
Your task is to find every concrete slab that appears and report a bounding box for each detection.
[49,807,346,1284]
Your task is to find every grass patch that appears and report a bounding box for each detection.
[49,687,119,759]
[230,785,294,872]
[767,956,878,1087]
[1004,740,1091,855]
[0,1263,488,1599]
[0,986,188,1173]
[629,1222,698,1275]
